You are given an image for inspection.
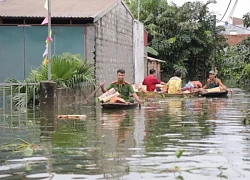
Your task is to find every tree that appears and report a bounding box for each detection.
[220,36,250,84]
[151,0,227,79]
[243,12,250,28]
[125,0,227,79]
[125,0,165,56]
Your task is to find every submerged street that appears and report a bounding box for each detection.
[0,88,250,179]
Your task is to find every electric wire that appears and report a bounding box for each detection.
[219,0,232,22]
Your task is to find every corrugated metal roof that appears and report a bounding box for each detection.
[0,0,119,20]
[146,56,165,63]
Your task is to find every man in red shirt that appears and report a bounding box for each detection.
[142,69,166,91]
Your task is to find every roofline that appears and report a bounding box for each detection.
[0,1,134,23]
[0,16,94,19]
[121,0,134,19]
[94,2,118,22]
[145,56,166,63]
[94,0,134,22]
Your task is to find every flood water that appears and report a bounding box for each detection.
[1,88,250,180]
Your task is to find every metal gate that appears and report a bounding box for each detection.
[0,83,39,128]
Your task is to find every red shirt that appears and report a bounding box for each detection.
[142,75,161,91]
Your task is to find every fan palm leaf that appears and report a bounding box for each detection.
[2,53,95,109]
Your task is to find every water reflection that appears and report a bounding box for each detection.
[0,88,250,179]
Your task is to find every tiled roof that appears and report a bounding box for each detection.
[146,56,165,63]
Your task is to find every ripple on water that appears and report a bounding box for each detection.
[1,89,250,179]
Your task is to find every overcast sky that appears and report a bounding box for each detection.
[170,0,250,22]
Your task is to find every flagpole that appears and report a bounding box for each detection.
[47,0,51,81]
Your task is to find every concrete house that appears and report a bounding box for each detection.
[221,17,250,46]
[0,0,145,84]
[222,17,250,35]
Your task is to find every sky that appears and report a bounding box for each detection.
[171,0,250,23]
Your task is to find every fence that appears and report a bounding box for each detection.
[1,82,96,130]
[0,83,40,128]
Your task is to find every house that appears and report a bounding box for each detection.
[0,0,145,85]
[224,34,250,46]
[145,56,165,80]
[222,17,250,35]
[221,17,250,46]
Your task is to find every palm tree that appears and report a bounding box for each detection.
[2,53,95,109]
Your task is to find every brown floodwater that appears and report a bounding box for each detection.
[0,88,250,180]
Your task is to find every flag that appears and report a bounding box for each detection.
[43,57,48,65]
[44,0,48,10]
[41,16,48,25]
[43,47,48,58]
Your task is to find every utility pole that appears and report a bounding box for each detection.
[48,0,52,81]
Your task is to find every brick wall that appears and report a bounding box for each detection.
[95,3,134,86]
[225,34,250,46]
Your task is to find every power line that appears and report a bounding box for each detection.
[219,0,232,22]
[227,0,238,22]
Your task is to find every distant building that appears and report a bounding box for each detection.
[222,17,250,35]
[224,34,250,46]
[221,17,250,46]
[145,57,165,80]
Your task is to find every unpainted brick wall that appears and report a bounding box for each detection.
[95,3,134,86]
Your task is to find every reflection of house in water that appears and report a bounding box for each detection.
[143,102,167,131]
[99,109,139,177]
[98,108,149,177]
[133,108,147,150]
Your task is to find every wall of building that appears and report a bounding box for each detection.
[0,26,85,82]
[225,34,250,46]
[95,3,134,86]
[85,25,96,63]
[133,20,145,84]
[144,47,148,77]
